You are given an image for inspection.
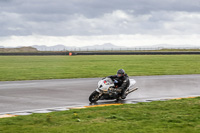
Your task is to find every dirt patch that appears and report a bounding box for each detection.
[0,47,38,53]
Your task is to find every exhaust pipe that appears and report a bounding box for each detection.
[126,87,138,95]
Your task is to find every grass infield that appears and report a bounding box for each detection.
[0,97,199,133]
[0,55,199,81]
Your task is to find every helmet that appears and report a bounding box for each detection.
[117,69,125,77]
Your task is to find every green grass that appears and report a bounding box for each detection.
[0,55,200,81]
[0,97,199,133]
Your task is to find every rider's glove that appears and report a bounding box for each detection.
[114,80,118,84]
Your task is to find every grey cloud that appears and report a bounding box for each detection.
[0,0,200,36]
[3,0,199,15]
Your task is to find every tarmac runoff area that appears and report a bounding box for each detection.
[0,74,200,118]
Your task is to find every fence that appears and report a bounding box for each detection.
[37,47,200,52]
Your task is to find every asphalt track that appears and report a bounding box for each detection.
[0,74,200,114]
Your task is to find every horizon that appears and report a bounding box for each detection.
[1,43,200,49]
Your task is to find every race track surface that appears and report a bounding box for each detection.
[0,74,200,114]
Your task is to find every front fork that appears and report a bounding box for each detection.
[96,88,103,97]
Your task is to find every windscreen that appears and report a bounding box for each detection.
[104,78,114,85]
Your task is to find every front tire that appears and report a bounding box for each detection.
[89,91,100,103]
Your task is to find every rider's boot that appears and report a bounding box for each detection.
[121,94,126,99]
[121,90,127,99]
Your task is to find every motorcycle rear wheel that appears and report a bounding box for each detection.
[89,91,100,103]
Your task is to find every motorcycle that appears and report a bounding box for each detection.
[89,78,138,103]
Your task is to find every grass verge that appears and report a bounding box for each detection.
[0,97,199,133]
[0,55,200,81]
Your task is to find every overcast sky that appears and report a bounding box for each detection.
[0,0,200,47]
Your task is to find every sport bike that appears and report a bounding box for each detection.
[89,78,138,103]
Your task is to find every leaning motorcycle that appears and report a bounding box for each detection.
[89,78,138,103]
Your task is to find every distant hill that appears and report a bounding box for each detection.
[0,47,38,53]
[81,43,123,50]
[32,43,125,51]
[32,45,73,51]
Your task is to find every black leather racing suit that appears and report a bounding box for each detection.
[107,74,130,97]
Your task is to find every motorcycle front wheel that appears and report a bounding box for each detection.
[89,91,100,103]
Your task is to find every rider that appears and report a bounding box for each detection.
[107,69,130,99]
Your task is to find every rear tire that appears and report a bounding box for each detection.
[89,91,100,103]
